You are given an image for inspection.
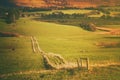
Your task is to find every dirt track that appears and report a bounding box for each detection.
[96,27,114,31]
[96,27,120,35]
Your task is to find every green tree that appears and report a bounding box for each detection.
[6,8,20,24]
[80,23,96,32]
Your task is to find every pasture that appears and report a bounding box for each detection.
[26,9,93,14]
[53,9,92,14]
[0,8,120,80]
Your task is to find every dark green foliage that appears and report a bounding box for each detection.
[101,15,111,19]
[6,8,20,24]
[97,8,110,14]
[41,11,64,19]
[0,7,7,18]
[0,7,20,24]
[0,32,20,37]
[14,9,20,20]
[22,7,52,12]
[6,9,15,23]
[41,11,87,19]
[80,23,96,31]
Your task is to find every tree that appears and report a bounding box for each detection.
[6,8,20,24]
[14,9,20,20]
[80,23,96,31]
[6,9,15,23]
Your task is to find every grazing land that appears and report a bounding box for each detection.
[0,7,120,80]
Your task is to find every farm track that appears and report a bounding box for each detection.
[31,36,44,54]
[96,27,120,35]
[96,27,114,31]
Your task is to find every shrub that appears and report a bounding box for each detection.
[80,23,96,31]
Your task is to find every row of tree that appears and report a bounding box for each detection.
[41,11,87,19]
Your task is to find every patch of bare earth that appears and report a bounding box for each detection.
[96,27,120,35]
[95,41,120,48]
[0,31,23,37]
[110,29,120,35]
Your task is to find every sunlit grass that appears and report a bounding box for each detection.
[0,17,120,74]
[53,9,92,14]
[14,18,120,63]
[26,9,92,14]
[1,65,120,80]
[88,12,103,17]
[0,37,44,74]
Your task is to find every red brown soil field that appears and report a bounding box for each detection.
[13,0,120,8]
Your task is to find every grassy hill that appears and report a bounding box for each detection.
[0,17,120,68]
[0,16,120,80]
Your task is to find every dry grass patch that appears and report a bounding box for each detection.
[95,41,120,48]
[110,29,120,35]
[0,31,23,37]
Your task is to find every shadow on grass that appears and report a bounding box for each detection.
[104,36,120,39]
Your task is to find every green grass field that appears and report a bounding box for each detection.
[26,9,93,15]
[53,9,92,14]
[0,10,120,80]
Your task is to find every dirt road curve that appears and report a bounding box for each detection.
[96,27,120,35]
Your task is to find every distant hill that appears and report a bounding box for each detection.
[0,0,120,8]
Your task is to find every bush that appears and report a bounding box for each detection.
[80,23,96,31]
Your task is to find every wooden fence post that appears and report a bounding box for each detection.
[86,58,89,70]
[80,58,82,67]
[77,59,80,69]
[78,58,90,70]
